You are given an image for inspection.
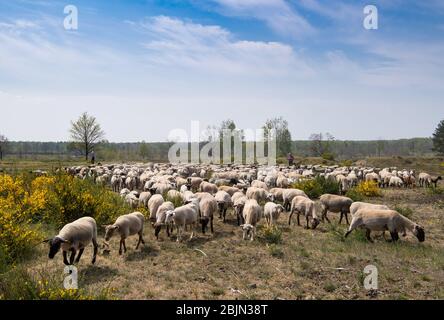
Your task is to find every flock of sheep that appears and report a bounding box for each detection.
[46,163,435,265]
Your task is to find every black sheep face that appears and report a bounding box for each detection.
[48,237,65,259]
[414,226,425,242]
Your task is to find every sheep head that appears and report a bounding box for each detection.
[414,225,425,242]
[104,225,120,242]
[47,237,70,259]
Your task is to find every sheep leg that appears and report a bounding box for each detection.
[75,248,84,263]
[324,212,331,224]
[69,249,76,265]
[136,233,144,250]
[123,240,127,253]
[297,211,301,227]
[288,210,294,226]
[223,208,228,223]
[365,229,374,243]
[63,251,70,266]
[390,231,399,242]
[92,239,98,264]
[251,227,256,242]
[339,212,344,224]
[211,217,214,234]
[306,216,310,229]
[119,240,123,255]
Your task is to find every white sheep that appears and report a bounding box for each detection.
[104,212,146,255]
[233,194,247,226]
[46,217,98,265]
[165,199,200,242]
[241,199,262,241]
[345,209,425,243]
[263,202,285,226]
[148,194,164,223]
[389,176,404,188]
[283,188,308,211]
[350,202,390,216]
[154,202,175,240]
[289,196,320,229]
[246,187,274,203]
[320,194,353,225]
[138,191,152,208]
[199,196,218,234]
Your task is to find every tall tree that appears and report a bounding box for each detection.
[309,132,335,157]
[432,119,444,155]
[263,117,292,157]
[139,141,150,160]
[69,112,105,161]
[0,134,8,161]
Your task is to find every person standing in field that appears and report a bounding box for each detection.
[287,153,294,167]
[91,151,95,164]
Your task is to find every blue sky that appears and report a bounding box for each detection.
[0,0,443,142]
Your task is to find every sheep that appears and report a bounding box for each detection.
[264,202,285,226]
[431,176,442,188]
[269,188,285,203]
[418,173,431,187]
[345,209,425,243]
[276,175,289,189]
[289,196,320,229]
[246,187,274,203]
[350,202,390,216]
[200,181,218,195]
[46,217,98,266]
[103,212,145,255]
[148,194,164,223]
[138,191,152,208]
[389,176,404,188]
[283,188,308,211]
[251,180,268,190]
[320,194,353,225]
[189,177,203,192]
[165,199,200,242]
[214,190,232,223]
[218,185,240,196]
[125,192,139,209]
[154,202,175,240]
[199,196,218,234]
[241,199,262,241]
[167,190,182,202]
[233,194,247,226]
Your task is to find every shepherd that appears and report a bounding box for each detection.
[287,152,294,166]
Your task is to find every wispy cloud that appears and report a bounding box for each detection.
[138,15,313,76]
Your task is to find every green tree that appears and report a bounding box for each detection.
[309,132,335,157]
[69,112,106,161]
[263,117,292,157]
[432,119,444,155]
[0,134,8,161]
[139,141,150,160]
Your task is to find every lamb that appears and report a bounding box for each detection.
[46,217,98,266]
[320,194,353,225]
[264,202,285,226]
[214,190,232,223]
[154,202,175,239]
[345,209,425,243]
[350,202,390,216]
[389,176,404,188]
[283,188,308,211]
[241,199,262,241]
[431,176,442,188]
[148,194,164,223]
[165,199,200,242]
[103,212,145,255]
[418,173,431,187]
[246,187,274,203]
[199,196,218,234]
[289,196,320,229]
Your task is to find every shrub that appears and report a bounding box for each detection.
[259,225,282,244]
[321,152,335,161]
[426,186,444,195]
[267,244,284,258]
[346,181,381,200]
[293,176,340,199]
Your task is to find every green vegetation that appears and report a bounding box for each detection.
[293,176,340,199]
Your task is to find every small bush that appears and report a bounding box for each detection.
[323,282,337,293]
[267,244,284,258]
[346,181,381,200]
[426,186,443,195]
[321,152,335,161]
[259,225,282,244]
[395,205,413,219]
[292,176,340,199]
[340,160,354,167]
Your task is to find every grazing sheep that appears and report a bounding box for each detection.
[251,180,268,190]
[418,173,431,187]
[104,212,145,255]
[218,185,240,196]
[389,176,404,188]
[214,191,232,223]
[289,196,320,229]
[125,192,139,209]
[269,188,285,203]
[264,202,285,226]
[283,189,308,211]
[165,199,200,242]
[189,177,203,192]
[241,199,262,241]
[246,187,274,203]
[350,202,390,216]
[154,202,175,239]
[345,209,425,243]
[199,196,218,234]
[46,217,98,266]
[148,194,164,223]
[431,176,442,188]
[320,194,353,225]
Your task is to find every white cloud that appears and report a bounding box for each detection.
[207,0,315,38]
[139,16,313,76]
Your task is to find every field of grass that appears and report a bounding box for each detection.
[1,157,443,300]
[23,187,444,300]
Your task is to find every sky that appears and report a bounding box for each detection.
[0,0,443,142]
